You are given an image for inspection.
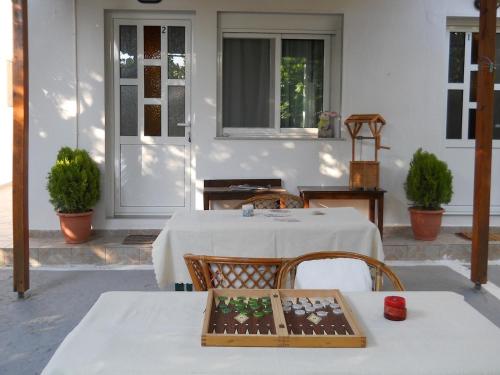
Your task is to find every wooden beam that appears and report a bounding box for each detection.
[12,0,29,296]
[471,0,496,286]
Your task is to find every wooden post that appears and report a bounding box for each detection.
[471,0,496,286]
[12,0,29,297]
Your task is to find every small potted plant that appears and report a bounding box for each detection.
[404,148,453,241]
[47,147,100,243]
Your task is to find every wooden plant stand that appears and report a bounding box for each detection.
[344,114,389,190]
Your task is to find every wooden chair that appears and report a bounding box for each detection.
[233,193,304,209]
[184,254,288,291]
[276,251,404,291]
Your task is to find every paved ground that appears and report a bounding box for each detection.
[1,266,500,375]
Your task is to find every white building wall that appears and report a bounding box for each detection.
[0,0,13,186]
[28,0,500,229]
[28,0,78,229]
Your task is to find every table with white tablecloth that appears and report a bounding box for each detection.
[42,291,500,375]
[152,207,384,288]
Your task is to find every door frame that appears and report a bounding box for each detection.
[104,11,193,217]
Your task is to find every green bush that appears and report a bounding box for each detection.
[47,147,100,213]
[404,148,453,210]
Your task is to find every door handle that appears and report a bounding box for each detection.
[178,122,191,142]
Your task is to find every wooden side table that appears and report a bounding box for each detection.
[297,186,386,237]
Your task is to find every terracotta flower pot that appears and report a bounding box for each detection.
[409,207,444,241]
[57,210,93,244]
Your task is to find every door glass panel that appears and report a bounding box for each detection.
[168,55,185,79]
[281,39,324,129]
[168,86,185,137]
[446,89,463,139]
[144,66,161,98]
[144,104,161,136]
[168,26,186,79]
[120,25,137,78]
[168,26,185,54]
[120,85,138,136]
[144,26,161,59]
[448,32,465,83]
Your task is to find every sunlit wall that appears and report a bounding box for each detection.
[0,0,13,185]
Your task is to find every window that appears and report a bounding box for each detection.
[218,12,342,138]
[446,30,500,142]
[221,34,331,136]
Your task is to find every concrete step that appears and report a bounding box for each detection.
[1,228,500,267]
[0,230,158,267]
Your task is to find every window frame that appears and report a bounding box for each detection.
[445,27,500,148]
[217,30,338,138]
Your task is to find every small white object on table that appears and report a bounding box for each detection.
[152,207,384,288]
[42,291,500,375]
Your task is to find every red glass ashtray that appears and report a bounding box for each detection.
[384,296,406,321]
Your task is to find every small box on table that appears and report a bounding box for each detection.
[349,161,379,190]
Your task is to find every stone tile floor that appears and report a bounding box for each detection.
[1,265,500,375]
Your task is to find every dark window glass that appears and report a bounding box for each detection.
[468,108,476,139]
[144,105,161,136]
[446,90,463,139]
[494,91,500,139]
[119,26,137,78]
[120,85,138,136]
[448,32,465,83]
[144,26,161,59]
[470,70,477,102]
[473,32,500,83]
[471,32,478,65]
[223,38,271,128]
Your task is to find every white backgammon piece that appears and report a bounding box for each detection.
[305,306,315,313]
[292,303,303,310]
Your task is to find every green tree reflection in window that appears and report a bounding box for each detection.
[280,39,324,128]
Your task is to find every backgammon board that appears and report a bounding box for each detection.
[201,289,366,348]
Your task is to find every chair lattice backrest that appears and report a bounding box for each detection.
[276,251,405,291]
[184,254,287,291]
[234,193,304,209]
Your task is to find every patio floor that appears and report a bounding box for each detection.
[1,265,500,375]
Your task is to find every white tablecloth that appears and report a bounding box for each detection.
[152,208,384,288]
[42,291,500,375]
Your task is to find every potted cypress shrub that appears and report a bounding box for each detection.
[47,147,100,243]
[404,148,453,241]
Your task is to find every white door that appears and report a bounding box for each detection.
[113,19,191,215]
